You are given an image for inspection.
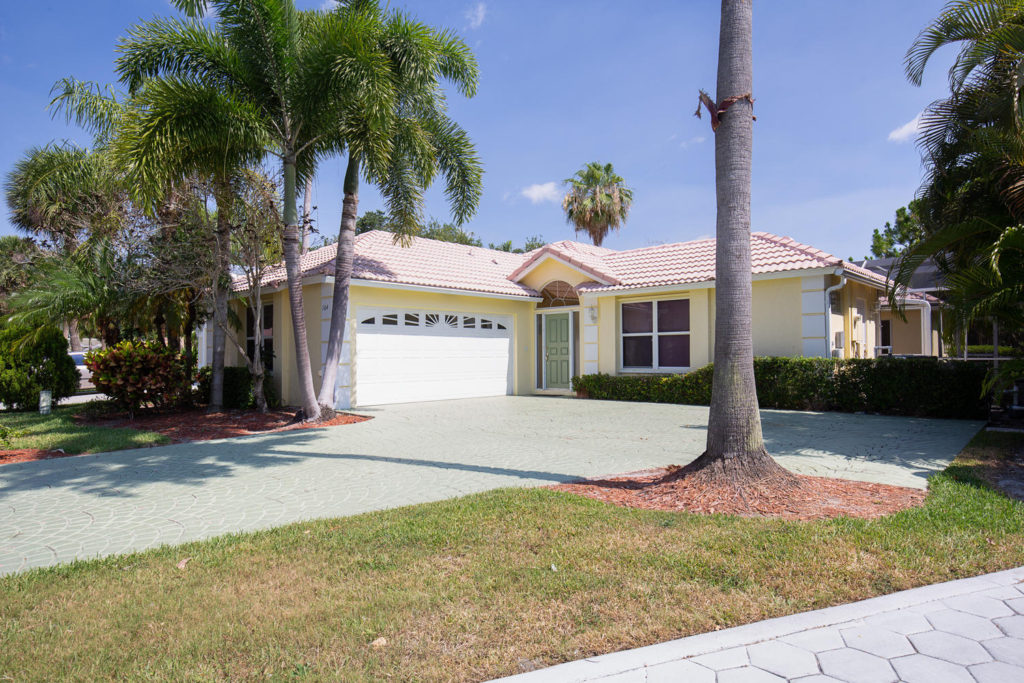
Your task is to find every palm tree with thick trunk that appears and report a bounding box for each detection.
[315,1,483,409]
[117,0,394,421]
[562,162,632,247]
[681,0,795,488]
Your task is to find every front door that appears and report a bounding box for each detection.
[545,313,571,389]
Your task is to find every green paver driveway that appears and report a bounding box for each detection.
[0,397,982,575]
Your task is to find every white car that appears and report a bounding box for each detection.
[70,352,92,389]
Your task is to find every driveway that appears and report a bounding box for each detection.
[0,397,983,575]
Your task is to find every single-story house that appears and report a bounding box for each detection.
[199,230,932,409]
[856,256,946,356]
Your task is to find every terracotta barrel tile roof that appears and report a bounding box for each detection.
[240,229,892,296]
[251,230,536,298]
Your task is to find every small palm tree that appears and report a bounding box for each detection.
[117,0,396,421]
[561,162,633,247]
[315,0,483,408]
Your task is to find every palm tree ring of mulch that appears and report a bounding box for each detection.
[550,464,926,521]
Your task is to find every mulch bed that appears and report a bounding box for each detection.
[550,467,927,520]
[0,409,370,466]
[0,449,69,466]
[80,408,370,443]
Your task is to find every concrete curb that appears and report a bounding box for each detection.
[490,566,1024,682]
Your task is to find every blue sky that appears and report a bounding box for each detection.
[0,1,955,260]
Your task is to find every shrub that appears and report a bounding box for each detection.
[196,366,279,410]
[967,345,1016,356]
[86,341,190,415]
[0,423,19,449]
[571,356,990,419]
[0,325,79,410]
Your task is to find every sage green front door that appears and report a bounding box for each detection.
[544,313,571,389]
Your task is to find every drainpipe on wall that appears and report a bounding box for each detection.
[823,270,846,358]
[920,298,932,356]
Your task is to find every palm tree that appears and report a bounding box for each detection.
[682,0,794,487]
[3,141,127,351]
[315,0,483,409]
[7,240,142,347]
[895,0,1024,374]
[561,162,632,247]
[117,0,394,421]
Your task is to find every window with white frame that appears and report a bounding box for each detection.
[621,299,690,369]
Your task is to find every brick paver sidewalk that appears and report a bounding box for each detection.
[494,567,1024,682]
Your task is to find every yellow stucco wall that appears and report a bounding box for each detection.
[841,281,881,359]
[254,271,902,407]
[750,277,803,357]
[882,308,924,355]
[517,257,597,291]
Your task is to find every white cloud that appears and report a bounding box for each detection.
[888,112,922,143]
[320,0,334,10]
[521,182,561,204]
[680,135,706,149]
[465,2,486,30]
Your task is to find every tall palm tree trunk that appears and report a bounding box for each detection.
[208,182,232,412]
[318,154,359,408]
[282,158,322,421]
[685,0,793,484]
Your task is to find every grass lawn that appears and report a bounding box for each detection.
[0,404,168,454]
[1,432,1022,682]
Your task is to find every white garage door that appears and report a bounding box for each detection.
[355,308,513,406]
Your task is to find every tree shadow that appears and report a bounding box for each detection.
[758,409,983,483]
[0,428,581,499]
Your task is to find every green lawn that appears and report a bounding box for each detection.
[0,403,168,454]
[1,432,1022,682]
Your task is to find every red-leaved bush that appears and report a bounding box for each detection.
[85,341,190,415]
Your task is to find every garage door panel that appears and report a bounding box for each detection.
[355,310,512,406]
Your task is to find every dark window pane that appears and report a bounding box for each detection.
[622,302,652,333]
[658,299,689,332]
[246,308,255,338]
[623,336,653,367]
[263,338,274,371]
[263,304,273,333]
[658,335,690,367]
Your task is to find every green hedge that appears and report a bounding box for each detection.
[966,345,1017,356]
[197,366,279,410]
[571,357,990,419]
[0,325,79,410]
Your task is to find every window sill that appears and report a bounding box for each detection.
[619,367,691,374]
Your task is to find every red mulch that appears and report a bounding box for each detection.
[0,409,370,466]
[550,467,927,520]
[0,449,69,465]
[81,408,370,443]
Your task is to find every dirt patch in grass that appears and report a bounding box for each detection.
[550,467,926,520]
[955,430,1024,501]
[79,408,370,443]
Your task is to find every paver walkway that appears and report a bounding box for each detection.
[493,566,1024,683]
[0,397,982,575]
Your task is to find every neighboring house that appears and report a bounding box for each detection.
[200,230,924,409]
[855,257,946,357]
